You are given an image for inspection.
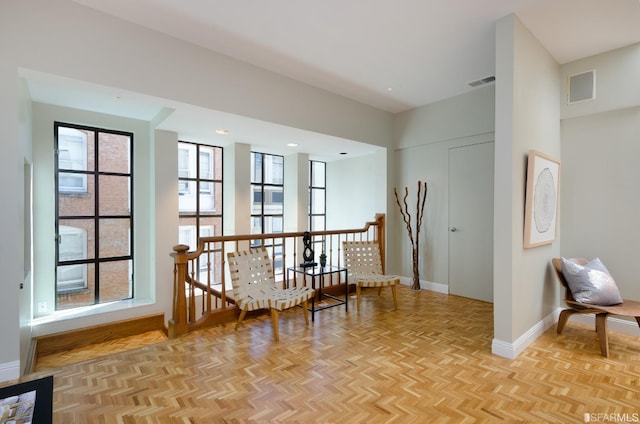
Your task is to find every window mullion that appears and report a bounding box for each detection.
[94,130,101,305]
[53,122,134,312]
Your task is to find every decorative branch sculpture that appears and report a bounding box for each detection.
[394,181,428,290]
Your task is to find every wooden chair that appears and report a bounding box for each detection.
[227,248,315,342]
[552,258,640,357]
[342,241,399,311]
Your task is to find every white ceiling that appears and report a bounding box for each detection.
[26,0,640,158]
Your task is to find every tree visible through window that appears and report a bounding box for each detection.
[55,123,133,310]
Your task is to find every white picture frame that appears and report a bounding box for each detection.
[524,150,560,248]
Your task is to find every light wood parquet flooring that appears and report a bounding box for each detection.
[18,286,640,423]
[34,330,168,371]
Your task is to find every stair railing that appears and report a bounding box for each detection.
[169,213,386,338]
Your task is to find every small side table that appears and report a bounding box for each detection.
[286,265,348,321]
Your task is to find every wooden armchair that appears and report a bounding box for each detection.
[342,241,399,311]
[227,248,315,342]
[552,258,640,357]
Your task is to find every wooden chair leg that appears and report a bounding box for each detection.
[356,285,362,312]
[235,307,248,331]
[271,308,280,342]
[557,309,576,334]
[302,300,310,326]
[595,313,610,358]
[391,284,398,310]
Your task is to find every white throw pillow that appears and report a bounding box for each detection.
[561,257,623,306]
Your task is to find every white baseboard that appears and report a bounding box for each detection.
[0,360,20,383]
[398,276,449,294]
[491,307,640,360]
[492,308,561,360]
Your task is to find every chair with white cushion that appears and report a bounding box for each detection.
[227,247,315,342]
[342,241,399,312]
[552,257,640,357]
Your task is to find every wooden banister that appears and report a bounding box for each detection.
[169,244,189,338]
[375,213,386,273]
[169,214,386,338]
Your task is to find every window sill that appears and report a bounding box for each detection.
[31,298,155,327]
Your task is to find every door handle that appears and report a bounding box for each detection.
[450,227,457,232]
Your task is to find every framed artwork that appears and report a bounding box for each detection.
[524,150,560,248]
[0,375,53,423]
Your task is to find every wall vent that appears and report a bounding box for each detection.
[568,70,595,104]
[467,75,495,88]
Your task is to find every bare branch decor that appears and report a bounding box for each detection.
[394,181,428,290]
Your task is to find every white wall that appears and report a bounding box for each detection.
[223,143,252,237]
[0,49,26,381]
[3,0,392,150]
[154,130,180,321]
[560,42,640,302]
[326,151,387,232]
[284,153,310,233]
[391,86,495,284]
[561,108,640,300]
[17,80,34,378]
[560,44,640,120]
[394,85,495,150]
[493,15,561,358]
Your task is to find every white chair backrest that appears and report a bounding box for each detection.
[227,248,276,300]
[342,241,383,275]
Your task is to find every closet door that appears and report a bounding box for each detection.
[448,142,494,302]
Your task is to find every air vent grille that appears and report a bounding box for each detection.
[468,76,495,88]
[568,70,595,104]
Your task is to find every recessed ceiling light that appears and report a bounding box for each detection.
[387,87,393,92]
[340,152,347,155]
[216,129,229,135]
[287,143,298,147]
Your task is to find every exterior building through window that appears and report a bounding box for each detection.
[251,152,284,276]
[177,141,223,283]
[54,123,133,310]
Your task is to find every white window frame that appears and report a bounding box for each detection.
[58,127,87,193]
[178,146,191,195]
[179,226,196,251]
[57,225,88,292]
[199,149,213,194]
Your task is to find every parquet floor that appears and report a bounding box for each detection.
[34,330,168,371]
[19,286,640,423]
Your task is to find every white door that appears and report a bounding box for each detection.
[448,142,494,302]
